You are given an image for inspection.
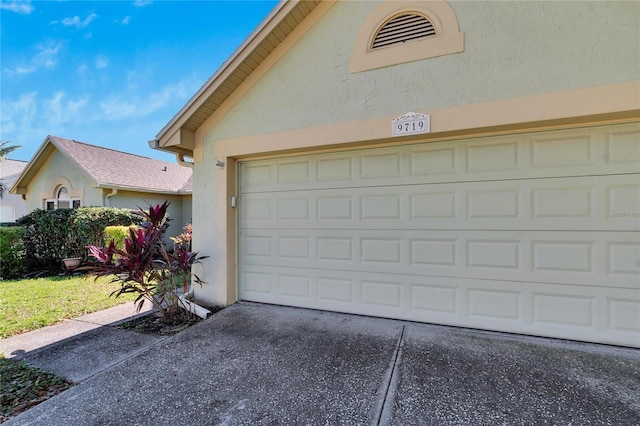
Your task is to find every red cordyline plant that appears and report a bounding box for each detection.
[86,201,207,321]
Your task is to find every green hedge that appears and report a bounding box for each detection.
[71,207,141,248]
[0,226,25,279]
[104,225,138,251]
[17,207,142,274]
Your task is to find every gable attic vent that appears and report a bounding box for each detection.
[371,13,436,49]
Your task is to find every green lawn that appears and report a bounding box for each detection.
[0,276,136,339]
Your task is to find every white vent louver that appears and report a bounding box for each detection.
[372,14,436,49]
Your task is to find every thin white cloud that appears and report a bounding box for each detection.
[121,16,131,25]
[34,40,63,69]
[14,66,36,75]
[99,78,195,120]
[133,0,152,7]
[99,99,137,120]
[47,92,66,125]
[146,82,192,114]
[95,56,108,69]
[0,92,38,140]
[46,92,89,127]
[60,13,98,29]
[4,39,63,75]
[0,0,33,14]
[1,91,92,157]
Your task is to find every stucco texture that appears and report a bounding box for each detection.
[23,149,192,245]
[207,0,639,142]
[191,143,219,305]
[24,150,99,211]
[105,192,191,244]
[192,0,639,306]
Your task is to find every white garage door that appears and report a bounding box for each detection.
[238,123,640,347]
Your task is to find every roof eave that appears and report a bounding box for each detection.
[156,0,323,155]
[148,138,195,158]
[97,184,191,196]
[8,136,66,195]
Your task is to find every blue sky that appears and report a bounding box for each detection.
[0,0,278,162]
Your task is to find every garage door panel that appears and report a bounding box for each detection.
[608,242,640,275]
[607,184,640,216]
[239,123,640,347]
[240,124,640,194]
[240,174,639,231]
[530,133,594,168]
[239,265,640,347]
[608,297,640,335]
[240,229,639,289]
[607,125,640,163]
[464,138,521,172]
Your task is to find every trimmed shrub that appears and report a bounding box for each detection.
[104,225,138,251]
[17,207,142,274]
[72,207,142,248]
[18,209,73,273]
[0,226,25,279]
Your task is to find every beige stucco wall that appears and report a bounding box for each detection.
[208,0,639,142]
[22,150,192,247]
[191,144,220,304]
[191,0,640,306]
[181,194,193,227]
[108,191,191,244]
[24,150,100,211]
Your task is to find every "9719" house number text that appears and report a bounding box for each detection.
[392,113,430,137]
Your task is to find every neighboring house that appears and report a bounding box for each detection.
[10,135,192,239]
[153,1,640,347]
[0,159,28,222]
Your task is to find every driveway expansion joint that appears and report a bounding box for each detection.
[373,324,405,426]
[76,335,172,383]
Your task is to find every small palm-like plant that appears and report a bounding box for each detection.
[86,201,207,321]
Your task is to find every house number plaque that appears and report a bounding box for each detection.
[392,112,430,137]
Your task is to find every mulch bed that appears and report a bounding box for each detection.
[117,305,222,336]
[117,312,201,335]
[0,358,74,423]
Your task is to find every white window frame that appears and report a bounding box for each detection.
[44,186,82,210]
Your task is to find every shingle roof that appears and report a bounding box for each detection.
[46,136,192,193]
[0,159,28,180]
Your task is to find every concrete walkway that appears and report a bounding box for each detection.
[3,302,640,425]
[0,302,158,382]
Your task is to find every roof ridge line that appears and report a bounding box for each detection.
[52,135,177,165]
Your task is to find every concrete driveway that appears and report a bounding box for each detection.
[6,302,640,425]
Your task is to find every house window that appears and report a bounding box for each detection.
[350,0,464,73]
[57,187,71,209]
[44,186,81,210]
